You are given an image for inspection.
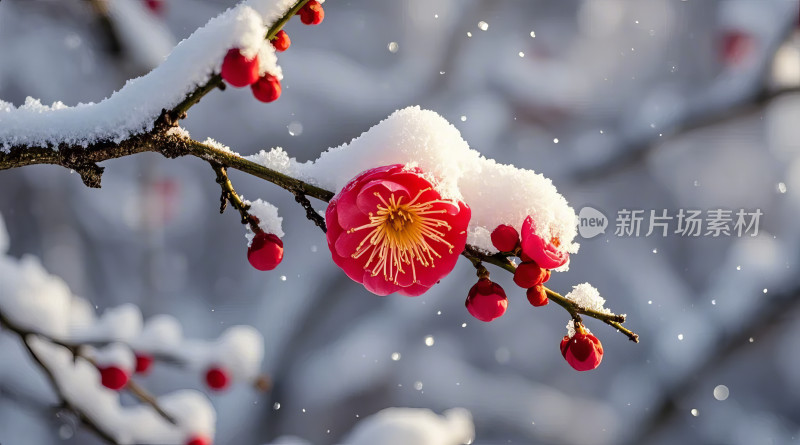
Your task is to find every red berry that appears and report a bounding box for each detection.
[526,284,548,306]
[491,224,520,252]
[221,49,260,88]
[135,353,154,374]
[272,30,291,52]
[205,367,230,391]
[251,74,282,103]
[298,1,324,25]
[720,30,755,66]
[186,435,211,445]
[247,232,284,270]
[144,0,164,15]
[513,261,547,288]
[99,366,129,391]
[465,278,508,322]
[560,331,603,371]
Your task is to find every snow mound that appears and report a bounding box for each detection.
[564,283,611,315]
[342,407,474,445]
[247,107,579,254]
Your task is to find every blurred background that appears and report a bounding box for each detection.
[1,0,799,444]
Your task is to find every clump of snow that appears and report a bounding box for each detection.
[244,199,284,245]
[132,314,184,353]
[565,319,593,338]
[202,137,234,154]
[343,407,475,445]
[70,303,143,343]
[564,283,611,315]
[214,325,265,381]
[247,107,579,253]
[0,1,293,149]
[91,342,136,372]
[181,325,265,382]
[0,254,73,338]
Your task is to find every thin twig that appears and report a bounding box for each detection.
[460,247,639,342]
[212,163,260,232]
[124,379,178,425]
[0,309,120,445]
[292,190,327,232]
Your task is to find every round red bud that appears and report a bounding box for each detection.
[205,366,230,391]
[465,278,508,322]
[491,224,520,252]
[221,49,260,88]
[251,74,282,103]
[99,366,129,391]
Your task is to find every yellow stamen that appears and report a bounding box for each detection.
[347,188,454,284]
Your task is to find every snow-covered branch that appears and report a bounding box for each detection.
[0,2,643,443]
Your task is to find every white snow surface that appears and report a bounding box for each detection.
[342,407,474,445]
[247,107,579,253]
[564,283,611,315]
[0,0,292,149]
[244,198,284,245]
[91,342,136,372]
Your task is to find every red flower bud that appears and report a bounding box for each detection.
[247,232,284,271]
[251,74,282,103]
[720,30,755,66]
[513,261,547,288]
[135,353,154,374]
[186,435,211,445]
[272,30,291,52]
[490,224,520,252]
[144,0,164,15]
[526,284,548,307]
[221,49,260,88]
[560,331,603,371]
[298,1,324,25]
[465,278,508,322]
[205,366,230,391]
[99,366,129,391]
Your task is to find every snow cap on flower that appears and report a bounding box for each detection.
[246,107,579,257]
[325,164,471,296]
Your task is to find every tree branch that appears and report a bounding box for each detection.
[212,163,261,233]
[167,0,311,121]
[460,247,638,342]
[0,311,120,444]
[0,308,178,437]
[0,0,636,342]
